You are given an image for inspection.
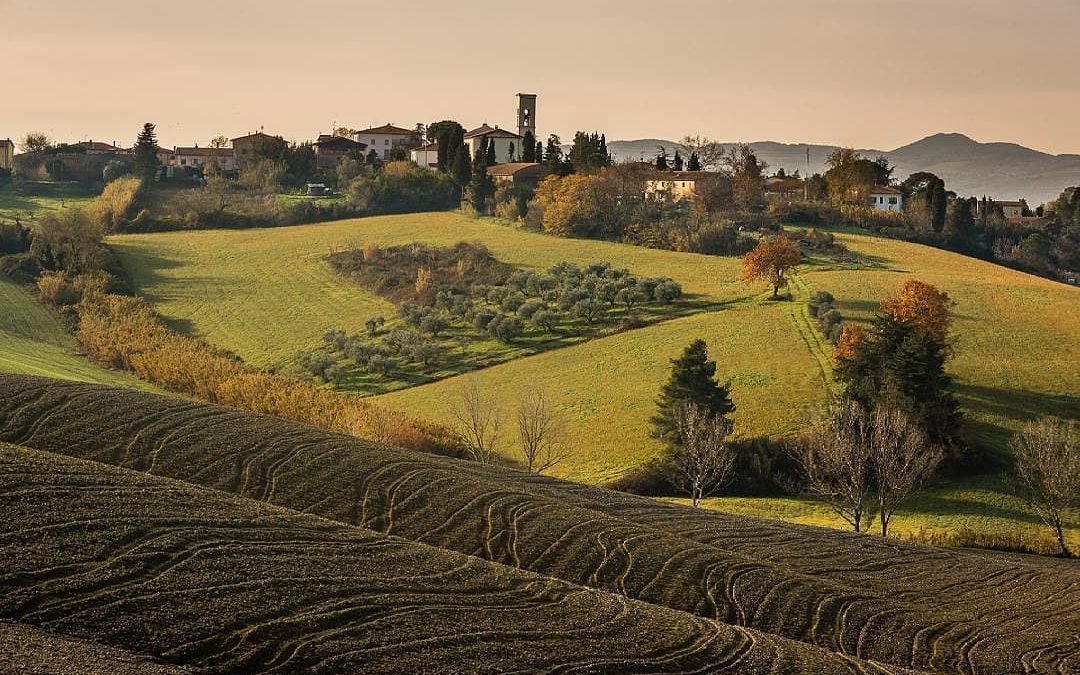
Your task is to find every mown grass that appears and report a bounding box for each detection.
[0,183,95,223]
[0,279,159,390]
[668,474,1079,556]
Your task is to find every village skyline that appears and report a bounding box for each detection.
[5,0,1080,154]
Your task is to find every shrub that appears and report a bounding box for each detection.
[365,315,385,336]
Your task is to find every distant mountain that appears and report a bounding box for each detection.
[607,133,1080,206]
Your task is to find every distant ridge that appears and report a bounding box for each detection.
[607,133,1080,205]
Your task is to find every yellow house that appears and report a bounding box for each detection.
[0,139,16,171]
[644,171,715,201]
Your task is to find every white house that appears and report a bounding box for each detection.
[644,171,717,201]
[869,186,903,212]
[464,124,522,164]
[410,142,439,169]
[171,146,237,173]
[354,124,416,160]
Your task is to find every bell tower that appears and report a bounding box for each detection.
[516,93,537,142]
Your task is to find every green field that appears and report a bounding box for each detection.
[0,183,95,223]
[0,278,160,390]
[106,213,1079,545]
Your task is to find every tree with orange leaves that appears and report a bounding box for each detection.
[879,279,954,343]
[833,323,866,362]
[741,235,802,298]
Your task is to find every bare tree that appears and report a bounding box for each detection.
[670,402,736,508]
[20,132,52,153]
[516,386,567,473]
[209,135,229,149]
[791,398,874,533]
[869,402,942,538]
[678,135,726,171]
[448,380,501,464]
[1009,417,1078,557]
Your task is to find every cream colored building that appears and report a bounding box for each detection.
[464,124,522,164]
[411,142,439,169]
[645,171,715,201]
[0,139,14,171]
[355,124,416,160]
[869,186,904,212]
[998,200,1025,219]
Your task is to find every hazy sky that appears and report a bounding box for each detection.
[5,0,1079,153]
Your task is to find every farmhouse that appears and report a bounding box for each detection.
[487,162,548,186]
[869,185,903,212]
[171,146,237,173]
[997,200,1025,219]
[231,132,278,168]
[355,124,415,160]
[765,176,803,203]
[313,135,367,171]
[645,171,715,201]
[465,124,522,164]
[410,142,440,169]
[0,139,13,170]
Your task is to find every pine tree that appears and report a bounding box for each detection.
[522,131,536,162]
[651,339,735,445]
[134,122,159,180]
[544,135,563,175]
[687,152,701,171]
[673,150,684,171]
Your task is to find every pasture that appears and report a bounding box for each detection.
[0,278,159,390]
[0,183,95,224]
[1,376,1076,675]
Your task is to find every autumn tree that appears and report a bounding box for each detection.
[516,386,567,473]
[669,401,736,507]
[449,380,501,464]
[791,398,873,532]
[1009,417,1078,557]
[833,323,866,361]
[869,401,942,538]
[652,339,735,446]
[741,235,801,298]
[879,278,954,344]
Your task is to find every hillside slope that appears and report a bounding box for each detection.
[109,214,1079,482]
[3,376,1076,675]
[0,442,916,674]
[0,279,159,391]
[0,622,192,675]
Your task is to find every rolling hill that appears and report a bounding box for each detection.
[108,213,1079,480]
[0,441,923,674]
[2,376,1077,675]
[607,133,1080,205]
[0,278,160,391]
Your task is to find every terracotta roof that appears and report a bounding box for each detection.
[869,185,903,195]
[486,162,548,177]
[314,135,366,150]
[413,142,439,152]
[230,131,277,143]
[464,124,521,140]
[356,124,415,136]
[73,141,126,152]
[173,146,234,157]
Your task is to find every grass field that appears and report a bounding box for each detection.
[0,279,159,390]
[0,183,95,223]
[106,213,1079,544]
[3,377,1077,675]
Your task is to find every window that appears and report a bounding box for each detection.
[889,197,898,205]
[180,159,187,165]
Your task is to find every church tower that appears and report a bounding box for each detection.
[516,93,537,142]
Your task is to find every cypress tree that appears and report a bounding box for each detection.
[508,142,515,163]
[450,145,471,188]
[485,138,497,166]
[687,152,701,171]
[673,150,684,171]
[655,148,669,171]
[522,131,536,162]
[134,122,159,181]
[536,141,544,163]
[468,139,494,213]
[599,133,609,166]
[651,339,735,445]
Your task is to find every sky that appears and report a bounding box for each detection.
[4,0,1080,153]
